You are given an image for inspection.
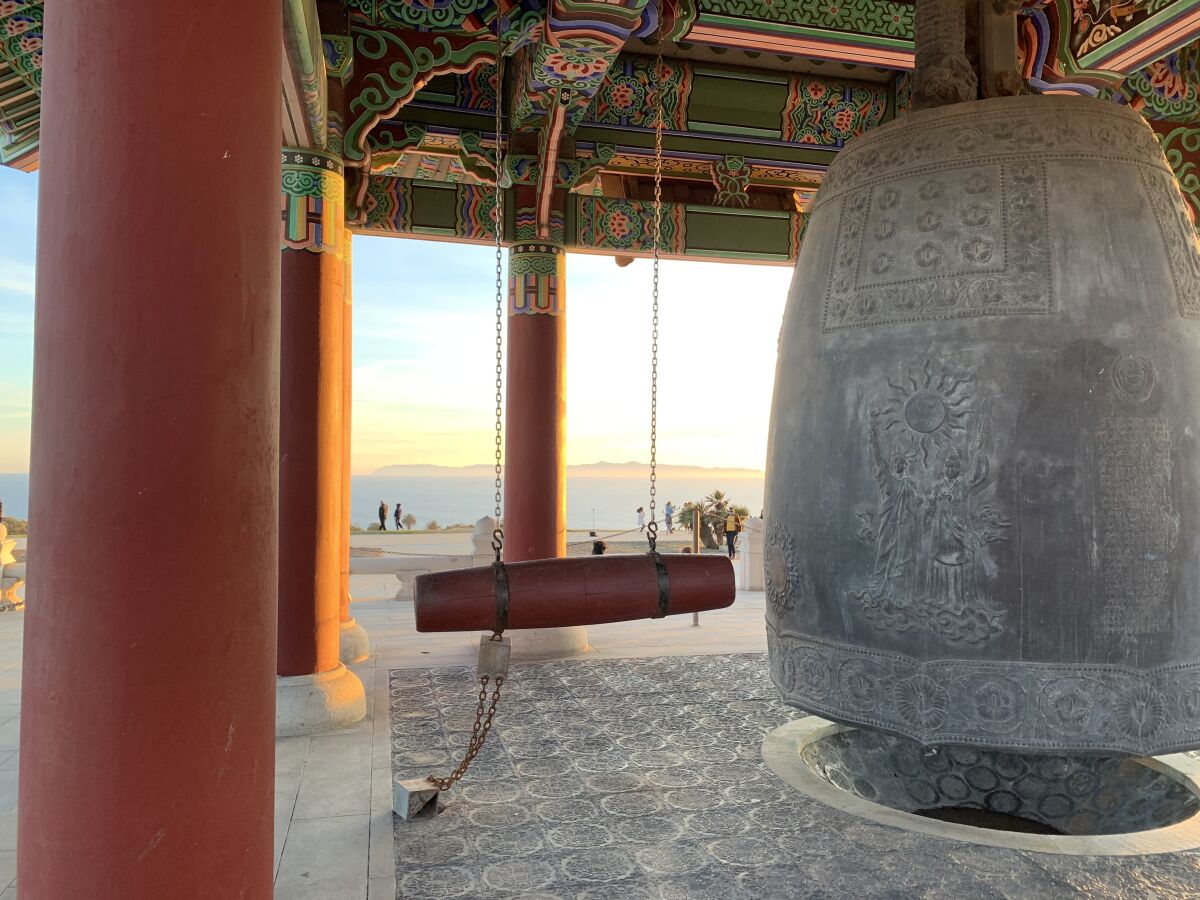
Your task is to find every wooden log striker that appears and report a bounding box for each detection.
[415,554,736,632]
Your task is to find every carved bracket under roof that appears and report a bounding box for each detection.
[349,121,426,220]
[510,0,651,133]
[345,28,495,165]
[362,120,617,190]
[457,130,504,183]
[343,29,501,222]
[341,1,543,178]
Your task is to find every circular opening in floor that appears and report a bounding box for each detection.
[804,728,1198,836]
[763,718,1200,854]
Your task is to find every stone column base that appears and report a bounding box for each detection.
[502,626,590,661]
[276,663,366,737]
[339,617,370,665]
[0,578,22,612]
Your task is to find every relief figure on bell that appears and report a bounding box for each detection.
[866,415,924,605]
[924,441,1008,641]
[927,448,974,609]
[849,361,1010,645]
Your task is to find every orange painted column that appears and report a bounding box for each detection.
[340,236,353,620]
[277,150,365,733]
[19,2,281,896]
[339,234,369,663]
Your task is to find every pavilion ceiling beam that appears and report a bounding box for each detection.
[0,1,41,172]
[283,0,329,149]
[351,173,807,264]
[1018,0,1200,95]
[666,0,915,68]
[0,1,42,96]
[1115,44,1200,119]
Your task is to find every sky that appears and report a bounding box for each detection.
[0,165,791,474]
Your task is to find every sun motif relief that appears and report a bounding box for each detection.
[876,359,974,467]
[765,521,800,619]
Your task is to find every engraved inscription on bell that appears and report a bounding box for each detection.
[766,95,1200,756]
[1096,418,1176,637]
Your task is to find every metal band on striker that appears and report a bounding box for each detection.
[649,551,670,619]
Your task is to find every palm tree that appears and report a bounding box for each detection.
[677,490,749,549]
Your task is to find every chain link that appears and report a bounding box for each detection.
[492,9,506,563]
[426,674,504,791]
[648,0,664,553]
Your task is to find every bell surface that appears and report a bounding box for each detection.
[765,94,1200,755]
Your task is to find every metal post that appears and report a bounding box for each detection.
[692,508,701,627]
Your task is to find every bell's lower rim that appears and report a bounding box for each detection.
[768,624,1200,757]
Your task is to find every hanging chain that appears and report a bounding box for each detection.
[491,8,506,564]
[426,673,505,791]
[422,10,510,801]
[647,1,665,553]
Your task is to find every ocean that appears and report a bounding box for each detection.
[0,472,764,530]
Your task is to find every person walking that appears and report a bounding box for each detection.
[664,500,675,534]
[394,503,403,530]
[636,507,646,532]
[378,500,388,531]
[725,508,741,559]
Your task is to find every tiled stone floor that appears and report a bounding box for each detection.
[387,653,1200,900]
[275,572,772,900]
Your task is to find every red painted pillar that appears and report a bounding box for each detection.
[277,150,365,733]
[504,238,568,561]
[502,185,588,656]
[19,2,280,896]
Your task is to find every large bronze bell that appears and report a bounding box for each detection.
[765,93,1200,755]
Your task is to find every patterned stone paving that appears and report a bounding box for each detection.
[390,653,1200,899]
